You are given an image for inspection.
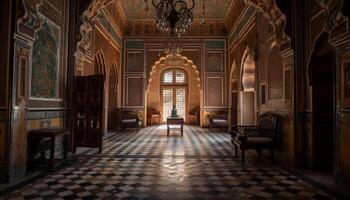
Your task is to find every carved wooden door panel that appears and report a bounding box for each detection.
[74,75,104,153]
[338,56,350,185]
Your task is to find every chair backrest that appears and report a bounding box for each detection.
[258,113,278,137]
[212,109,229,120]
[121,110,139,120]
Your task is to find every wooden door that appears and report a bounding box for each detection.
[73,75,104,153]
[338,57,350,185]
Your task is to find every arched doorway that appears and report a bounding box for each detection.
[146,55,201,125]
[240,50,256,125]
[229,61,238,125]
[93,50,107,133]
[108,62,118,132]
[309,32,335,173]
[161,68,188,122]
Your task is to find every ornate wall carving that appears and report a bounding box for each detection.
[77,0,123,54]
[126,51,144,73]
[268,44,284,100]
[206,51,224,72]
[17,0,43,38]
[205,77,224,107]
[244,0,288,44]
[315,0,347,32]
[31,20,60,99]
[126,76,143,106]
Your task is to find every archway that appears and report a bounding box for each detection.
[93,50,108,133]
[146,55,201,125]
[309,32,335,174]
[229,61,238,125]
[107,61,119,132]
[94,50,107,75]
[240,48,256,125]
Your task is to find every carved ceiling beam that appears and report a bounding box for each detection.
[243,0,288,44]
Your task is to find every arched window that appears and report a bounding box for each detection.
[161,69,188,121]
[162,69,187,85]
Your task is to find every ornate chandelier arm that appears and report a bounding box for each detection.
[152,0,162,7]
[174,0,195,11]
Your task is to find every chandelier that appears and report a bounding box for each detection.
[146,0,195,36]
[164,37,182,65]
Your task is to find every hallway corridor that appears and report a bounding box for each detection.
[2,126,334,200]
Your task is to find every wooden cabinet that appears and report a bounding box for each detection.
[73,75,104,153]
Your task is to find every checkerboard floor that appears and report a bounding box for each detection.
[2,126,335,200]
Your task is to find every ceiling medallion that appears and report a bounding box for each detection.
[146,0,195,37]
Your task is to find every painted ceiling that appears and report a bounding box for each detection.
[117,0,234,21]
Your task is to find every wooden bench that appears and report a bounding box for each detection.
[27,128,70,171]
[230,113,278,164]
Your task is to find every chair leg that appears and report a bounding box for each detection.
[241,149,245,164]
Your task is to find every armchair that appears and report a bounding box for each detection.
[120,110,142,132]
[230,113,278,164]
[188,107,199,125]
[209,110,229,133]
[151,111,161,125]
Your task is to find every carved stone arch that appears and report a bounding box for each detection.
[316,0,347,32]
[230,60,238,83]
[110,60,119,91]
[307,0,350,83]
[229,60,239,98]
[94,50,107,76]
[308,32,333,86]
[240,46,256,92]
[147,55,201,92]
[244,0,289,45]
[77,0,117,52]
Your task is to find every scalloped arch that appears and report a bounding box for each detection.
[147,54,201,92]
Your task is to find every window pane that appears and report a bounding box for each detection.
[175,71,185,83]
[162,89,173,121]
[176,88,186,120]
[163,71,173,83]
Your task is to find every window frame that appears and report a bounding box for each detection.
[161,68,188,86]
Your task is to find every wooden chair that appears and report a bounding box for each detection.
[230,112,278,164]
[120,110,142,132]
[188,108,199,125]
[151,111,161,125]
[209,111,229,132]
